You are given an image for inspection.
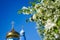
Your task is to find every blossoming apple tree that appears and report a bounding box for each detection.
[18,0,60,40]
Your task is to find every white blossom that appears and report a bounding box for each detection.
[30,9,32,12]
[22,6,28,9]
[34,3,40,9]
[45,19,56,30]
[36,9,41,13]
[54,15,58,22]
[54,34,59,38]
[33,14,36,19]
[22,12,30,15]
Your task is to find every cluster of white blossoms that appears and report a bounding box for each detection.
[54,34,59,38]
[45,19,56,30]
[19,0,60,40]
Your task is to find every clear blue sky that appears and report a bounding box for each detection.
[0,0,41,40]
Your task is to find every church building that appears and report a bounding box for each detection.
[6,21,26,40]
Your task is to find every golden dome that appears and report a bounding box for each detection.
[6,28,20,38]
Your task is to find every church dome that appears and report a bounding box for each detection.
[6,28,20,38]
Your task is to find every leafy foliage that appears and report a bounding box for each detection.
[18,0,60,40]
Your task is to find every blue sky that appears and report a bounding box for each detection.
[0,0,41,40]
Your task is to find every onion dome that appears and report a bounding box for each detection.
[6,28,20,38]
[6,21,20,38]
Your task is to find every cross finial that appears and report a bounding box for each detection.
[11,21,14,29]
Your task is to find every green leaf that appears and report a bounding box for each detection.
[56,17,60,26]
[18,10,23,14]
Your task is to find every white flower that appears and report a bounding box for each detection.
[22,6,28,9]
[36,9,41,13]
[30,9,32,12]
[45,19,55,30]
[40,0,43,3]
[54,34,59,38]
[34,3,40,9]
[54,15,58,22]
[29,18,33,22]
[22,12,30,15]
[33,14,36,19]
